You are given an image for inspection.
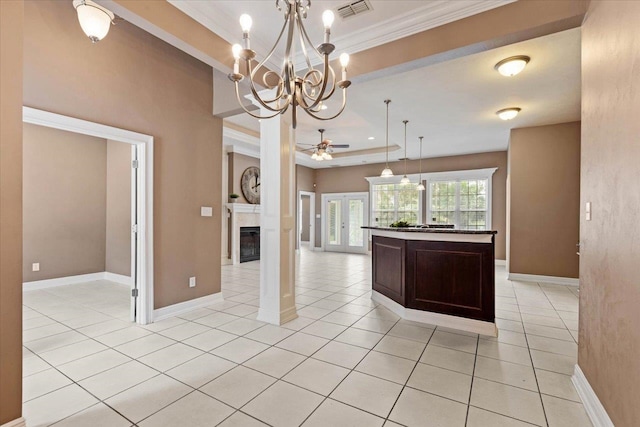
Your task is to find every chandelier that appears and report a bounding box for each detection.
[228,0,351,129]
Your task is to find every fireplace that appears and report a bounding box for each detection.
[239,226,260,263]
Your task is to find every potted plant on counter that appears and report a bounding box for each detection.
[229,193,240,203]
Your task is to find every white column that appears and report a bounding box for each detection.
[257,111,298,325]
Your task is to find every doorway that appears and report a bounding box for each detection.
[22,107,154,324]
[298,191,315,251]
[321,192,369,254]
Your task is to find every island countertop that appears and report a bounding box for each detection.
[362,226,497,235]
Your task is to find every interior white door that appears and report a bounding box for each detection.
[323,193,369,254]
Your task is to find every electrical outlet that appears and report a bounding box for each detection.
[32,263,40,272]
[189,277,196,288]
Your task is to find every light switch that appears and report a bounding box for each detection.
[189,277,196,288]
[585,202,592,221]
[32,263,40,272]
[201,206,213,217]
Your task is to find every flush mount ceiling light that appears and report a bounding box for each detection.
[228,1,351,129]
[368,136,375,140]
[496,107,521,120]
[400,120,411,185]
[72,0,114,43]
[380,99,393,178]
[416,136,425,191]
[494,55,530,77]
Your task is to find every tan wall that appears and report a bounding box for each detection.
[579,2,640,425]
[0,1,23,422]
[228,152,260,204]
[295,165,316,249]
[106,140,132,277]
[300,197,311,242]
[508,122,581,278]
[23,125,108,282]
[23,0,222,308]
[314,152,508,259]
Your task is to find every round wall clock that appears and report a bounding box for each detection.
[240,166,261,204]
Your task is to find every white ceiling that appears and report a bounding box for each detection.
[225,27,581,168]
[169,0,513,70]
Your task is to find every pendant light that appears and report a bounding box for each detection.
[380,100,394,178]
[416,136,426,191]
[400,120,411,185]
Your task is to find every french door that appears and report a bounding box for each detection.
[322,192,369,254]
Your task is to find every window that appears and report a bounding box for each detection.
[369,180,421,226]
[429,179,489,230]
[367,168,496,230]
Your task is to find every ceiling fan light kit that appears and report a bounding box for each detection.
[228,0,351,128]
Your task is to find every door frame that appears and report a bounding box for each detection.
[297,191,315,252]
[23,107,155,325]
[320,192,369,253]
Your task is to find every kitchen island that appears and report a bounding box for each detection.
[363,226,498,336]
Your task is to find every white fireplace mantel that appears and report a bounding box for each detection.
[226,203,261,265]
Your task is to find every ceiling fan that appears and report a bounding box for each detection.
[299,129,350,161]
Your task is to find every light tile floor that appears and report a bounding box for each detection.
[22,251,591,426]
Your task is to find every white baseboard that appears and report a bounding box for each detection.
[495,259,507,266]
[372,290,498,337]
[23,272,133,291]
[508,272,579,286]
[1,417,26,427]
[153,292,224,322]
[104,272,134,286]
[23,272,106,291]
[572,365,615,427]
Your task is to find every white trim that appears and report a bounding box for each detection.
[23,107,154,325]
[153,292,224,322]
[508,273,579,287]
[104,272,134,286]
[23,273,107,291]
[372,291,498,337]
[572,365,615,427]
[495,259,507,266]
[1,417,26,427]
[23,272,133,291]
[298,191,315,251]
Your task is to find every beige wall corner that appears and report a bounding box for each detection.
[0,0,24,423]
[508,122,581,279]
[23,125,108,282]
[579,1,640,425]
[23,0,222,309]
[228,152,260,204]
[106,140,132,277]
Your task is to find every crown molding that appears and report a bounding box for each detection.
[167,0,281,71]
[168,0,515,72]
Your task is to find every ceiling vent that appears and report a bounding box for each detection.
[337,0,373,20]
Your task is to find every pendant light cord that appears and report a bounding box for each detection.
[384,99,391,168]
[403,120,409,176]
[419,136,423,180]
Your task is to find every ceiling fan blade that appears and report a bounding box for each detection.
[330,144,350,148]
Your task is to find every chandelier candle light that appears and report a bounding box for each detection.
[400,120,411,185]
[228,0,351,128]
[416,136,425,191]
[380,100,394,178]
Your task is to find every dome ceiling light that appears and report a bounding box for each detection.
[496,107,521,121]
[72,0,115,43]
[494,55,530,77]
